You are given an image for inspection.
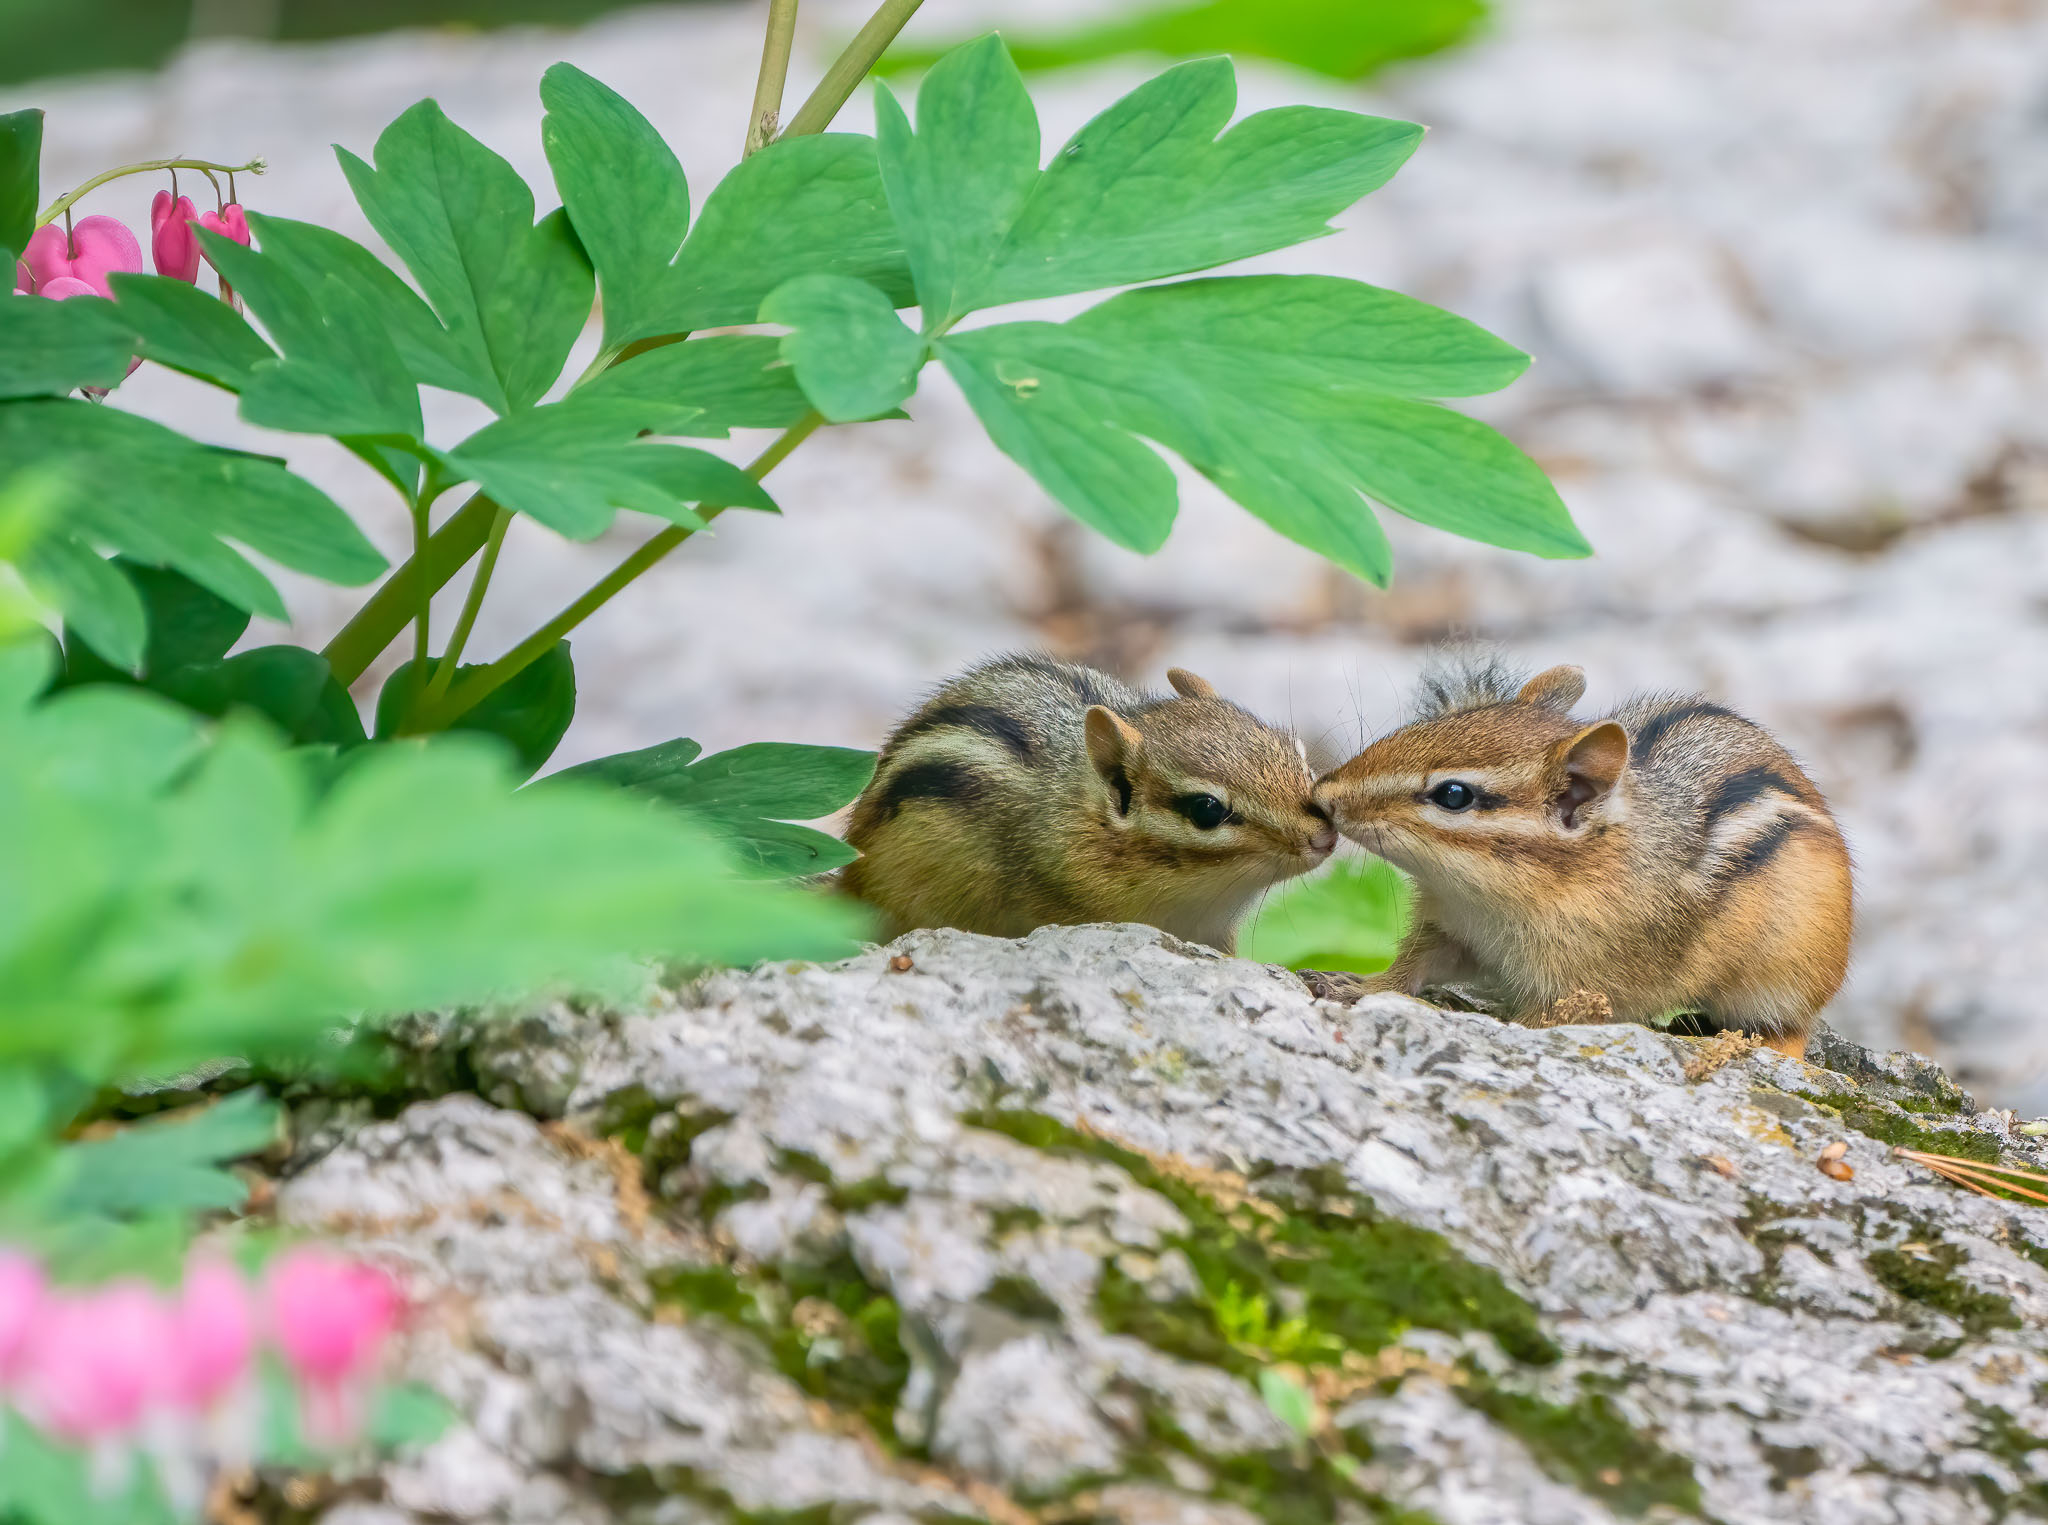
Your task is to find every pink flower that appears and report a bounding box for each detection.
[17,1281,171,1441]
[0,1249,45,1385]
[163,1258,255,1412]
[150,190,201,283]
[264,1247,401,1444]
[196,204,250,261]
[20,216,142,300]
[12,258,30,295]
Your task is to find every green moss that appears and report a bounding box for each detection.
[1865,1241,2021,1338]
[1463,1387,1704,1517]
[966,1109,1556,1368]
[650,1252,910,1443]
[983,1273,1063,1324]
[772,1148,909,1212]
[1122,1401,1431,1525]
[1793,1091,2000,1164]
[968,1111,1702,1519]
[1962,1402,2048,1518]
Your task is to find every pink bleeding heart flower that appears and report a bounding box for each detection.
[12,258,30,295]
[18,1280,172,1441]
[163,1257,255,1413]
[265,1247,401,1445]
[21,216,142,300]
[150,190,201,283]
[0,1249,45,1386]
[196,204,250,261]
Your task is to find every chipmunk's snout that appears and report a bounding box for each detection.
[1305,801,1338,857]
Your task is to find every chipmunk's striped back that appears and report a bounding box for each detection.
[1312,658,1852,1057]
[842,654,1335,950]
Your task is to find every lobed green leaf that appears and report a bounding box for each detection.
[110,272,275,393]
[938,275,1583,581]
[578,334,812,437]
[0,293,138,399]
[337,100,594,413]
[759,274,925,423]
[540,63,691,355]
[376,642,575,779]
[0,107,41,258]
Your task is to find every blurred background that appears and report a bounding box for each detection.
[5,0,2045,1108]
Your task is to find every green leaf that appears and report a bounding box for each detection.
[1258,1366,1316,1441]
[760,274,926,423]
[376,641,575,778]
[577,334,811,437]
[0,290,138,398]
[368,1381,457,1450]
[873,37,1038,331]
[20,535,146,672]
[1240,854,1410,974]
[646,133,913,341]
[554,739,875,877]
[0,399,386,616]
[55,1091,278,1217]
[60,557,253,687]
[232,215,478,398]
[937,275,1583,581]
[153,645,367,747]
[875,41,1425,325]
[441,395,772,539]
[0,676,863,1085]
[540,63,691,355]
[109,271,275,392]
[338,100,595,413]
[203,219,424,442]
[878,0,1483,84]
[0,1411,178,1525]
[0,107,41,257]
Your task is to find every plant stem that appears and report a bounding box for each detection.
[422,506,512,703]
[35,157,265,228]
[408,497,432,671]
[409,413,822,732]
[322,495,498,685]
[746,0,802,156]
[781,0,928,139]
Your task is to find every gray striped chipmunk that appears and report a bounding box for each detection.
[1309,657,1853,1059]
[841,654,1337,952]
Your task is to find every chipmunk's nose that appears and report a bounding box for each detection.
[1305,804,1338,857]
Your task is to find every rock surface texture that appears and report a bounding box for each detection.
[280,927,2048,1524]
[14,0,2048,1105]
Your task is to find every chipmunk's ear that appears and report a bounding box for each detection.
[1166,668,1217,700]
[1550,720,1628,829]
[1085,707,1144,814]
[1517,665,1586,713]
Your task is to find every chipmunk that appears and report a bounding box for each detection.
[841,654,1337,951]
[1310,657,1852,1059]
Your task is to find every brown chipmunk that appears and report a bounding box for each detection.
[1311,657,1852,1059]
[841,654,1337,951]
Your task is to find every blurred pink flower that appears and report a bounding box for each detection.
[163,1258,255,1412]
[150,190,202,283]
[18,1281,171,1441]
[265,1247,401,1444]
[0,1250,45,1385]
[196,204,251,310]
[20,217,143,300]
[12,258,30,295]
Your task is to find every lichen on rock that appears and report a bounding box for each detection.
[275,925,2048,1523]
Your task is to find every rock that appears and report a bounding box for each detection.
[278,927,2048,1524]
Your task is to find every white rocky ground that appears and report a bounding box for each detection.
[10,0,2048,1103]
[278,925,2048,1524]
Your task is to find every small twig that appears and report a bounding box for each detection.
[1894,1148,2048,1204]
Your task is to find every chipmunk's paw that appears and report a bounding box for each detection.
[1299,969,1377,1004]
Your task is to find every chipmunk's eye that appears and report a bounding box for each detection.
[1175,793,1233,830]
[1428,780,1477,812]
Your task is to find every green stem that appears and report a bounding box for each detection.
[409,413,822,732]
[322,495,498,685]
[422,505,511,703]
[746,0,803,156]
[36,157,265,228]
[781,0,928,139]
[408,497,432,670]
